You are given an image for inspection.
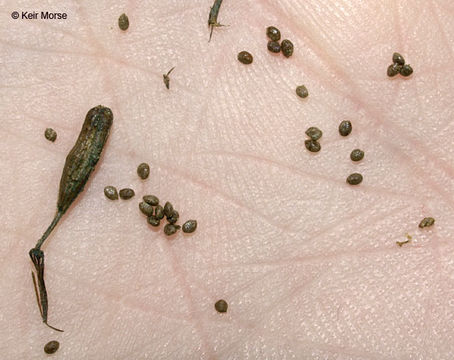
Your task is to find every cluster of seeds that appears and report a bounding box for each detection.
[266,26,294,58]
[337,120,366,185]
[387,52,413,77]
[304,126,322,153]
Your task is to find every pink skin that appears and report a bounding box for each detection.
[1,0,454,358]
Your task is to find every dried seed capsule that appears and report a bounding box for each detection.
[392,52,405,66]
[44,128,57,142]
[137,163,150,179]
[346,173,363,185]
[104,186,118,200]
[118,13,129,31]
[215,299,228,313]
[387,63,401,77]
[143,195,159,206]
[339,120,352,136]
[305,127,322,141]
[237,51,253,65]
[305,139,321,152]
[119,188,135,200]
[400,64,413,77]
[139,202,154,216]
[164,223,180,236]
[296,85,309,99]
[154,205,164,219]
[419,217,435,228]
[182,220,197,233]
[267,40,281,53]
[147,216,160,227]
[281,39,294,58]
[350,149,364,161]
[44,340,60,354]
[167,210,179,224]
[163,202,174,217]
[266,26,281,41]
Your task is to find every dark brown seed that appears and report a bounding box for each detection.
[215,299,228,313]
[267,40,281,53]
[392,52,405,66]
[305,127,322,141]
[339,120,352,136]
[281,39,294,58]
[167,210,179,224]
[266,26,281,41]
[296,85,309,99]
[147,216,160,227]
[387,64,401,77]
[137,163,150,180]
[44,128,57,142]
[350,149,364,161]
[154,205,164,219]
[419,217,435,228]
[118,13,129,31]
[400,64,413,77]
[163,202,174,217]
[346,173,363,185]
[182,220,197,233]
[305,139,321,152]
[104,186,118,200]
[139,202,154,216]
[44,340,60,354]
[164,223,180,236]
[119,188,135,200]
[238,51,253,65]
[143,195,159,206]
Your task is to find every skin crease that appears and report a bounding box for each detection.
[1,0,454,359]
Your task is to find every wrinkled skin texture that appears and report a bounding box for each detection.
[1,1,454,359]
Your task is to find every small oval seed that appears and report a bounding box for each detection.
[267,40,281,53]
[147,216,160,227]
[400,64,413,77]
[350,149,364,161]
[139,202,154,216]
[44,128,57,142]
[266,26,281,41]
[281,39,294,58]
[143,195,159,206]
[346,173,363,185]
[305,127,322,141]
[305,139,321,152]
[44,340,60,354]
[118,13,129,31]
[137,163,150,180]
[182,220,197,233]
[237,51,253,65]
[119,188,135,200]
[392,52,405,66]
[163,202,174,217]
[419,217,435,228]
[104,186,118,200]
[167,210,179,224]
[164,223,180,236]
[154,205,164,219]
[296,85,309,99]
[339,120,352,136]
[387,64,400,77]
[215,299,228,313]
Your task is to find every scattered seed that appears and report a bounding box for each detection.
[304,139,321,152]
[143,195,159,206]
[139,202,154,216]
[266,26,281,41]
[154,205,164,219]
[104,186,118,200]
[118,13,129,31]
[182,220,197,233]
[350,149,364,161]
[267,41,281,53]
[238,51,253,65]
[396,239,410,247]
[339,120,352,136]
[147,216,160,227]
[163,67,175,90]
[305,127,322,141]
[387,63,401,77]
[44,341,60,354]
[281,39,294,58]
[164,223,180,236]
[392,52,405,66]
[167,210,179,224]
[215,299,228,313]
[296,85,309,99]
[119,188,135,200]
[346,173,363,185]
[400,64,413,77]
[419,217,435,228]
[163,202,174,217]
[44,128,57,142]
[137,163,150,180]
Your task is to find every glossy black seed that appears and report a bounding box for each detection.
[167,210,179,224]
[215,299,228,313]
[164,223,180,236]
[266,26,281,41]
[119,188,135,200]
[143,195,159,206]
[339,120,352,136]
[104,186,118,200]
[419,217,435,228]
[350,149,364,161]
[387,63,401,77]
[296,85,309,98]
[154,205,164,219]
[163,202,174,217]
[44,128,57,142]
[147,216,160,227]
[238,51,253,64]
[346,173,363,185]
[118,13,129,31]
[137,163,150,179]
[182,220,197,233]
[400,64,413,77]
[267,40,281,53]
[305,139,321,152]
[281,39,294,58]
[139,202,154,216]
[392,52,405,66]
[44,340,60,354]
[305,127,322,141]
